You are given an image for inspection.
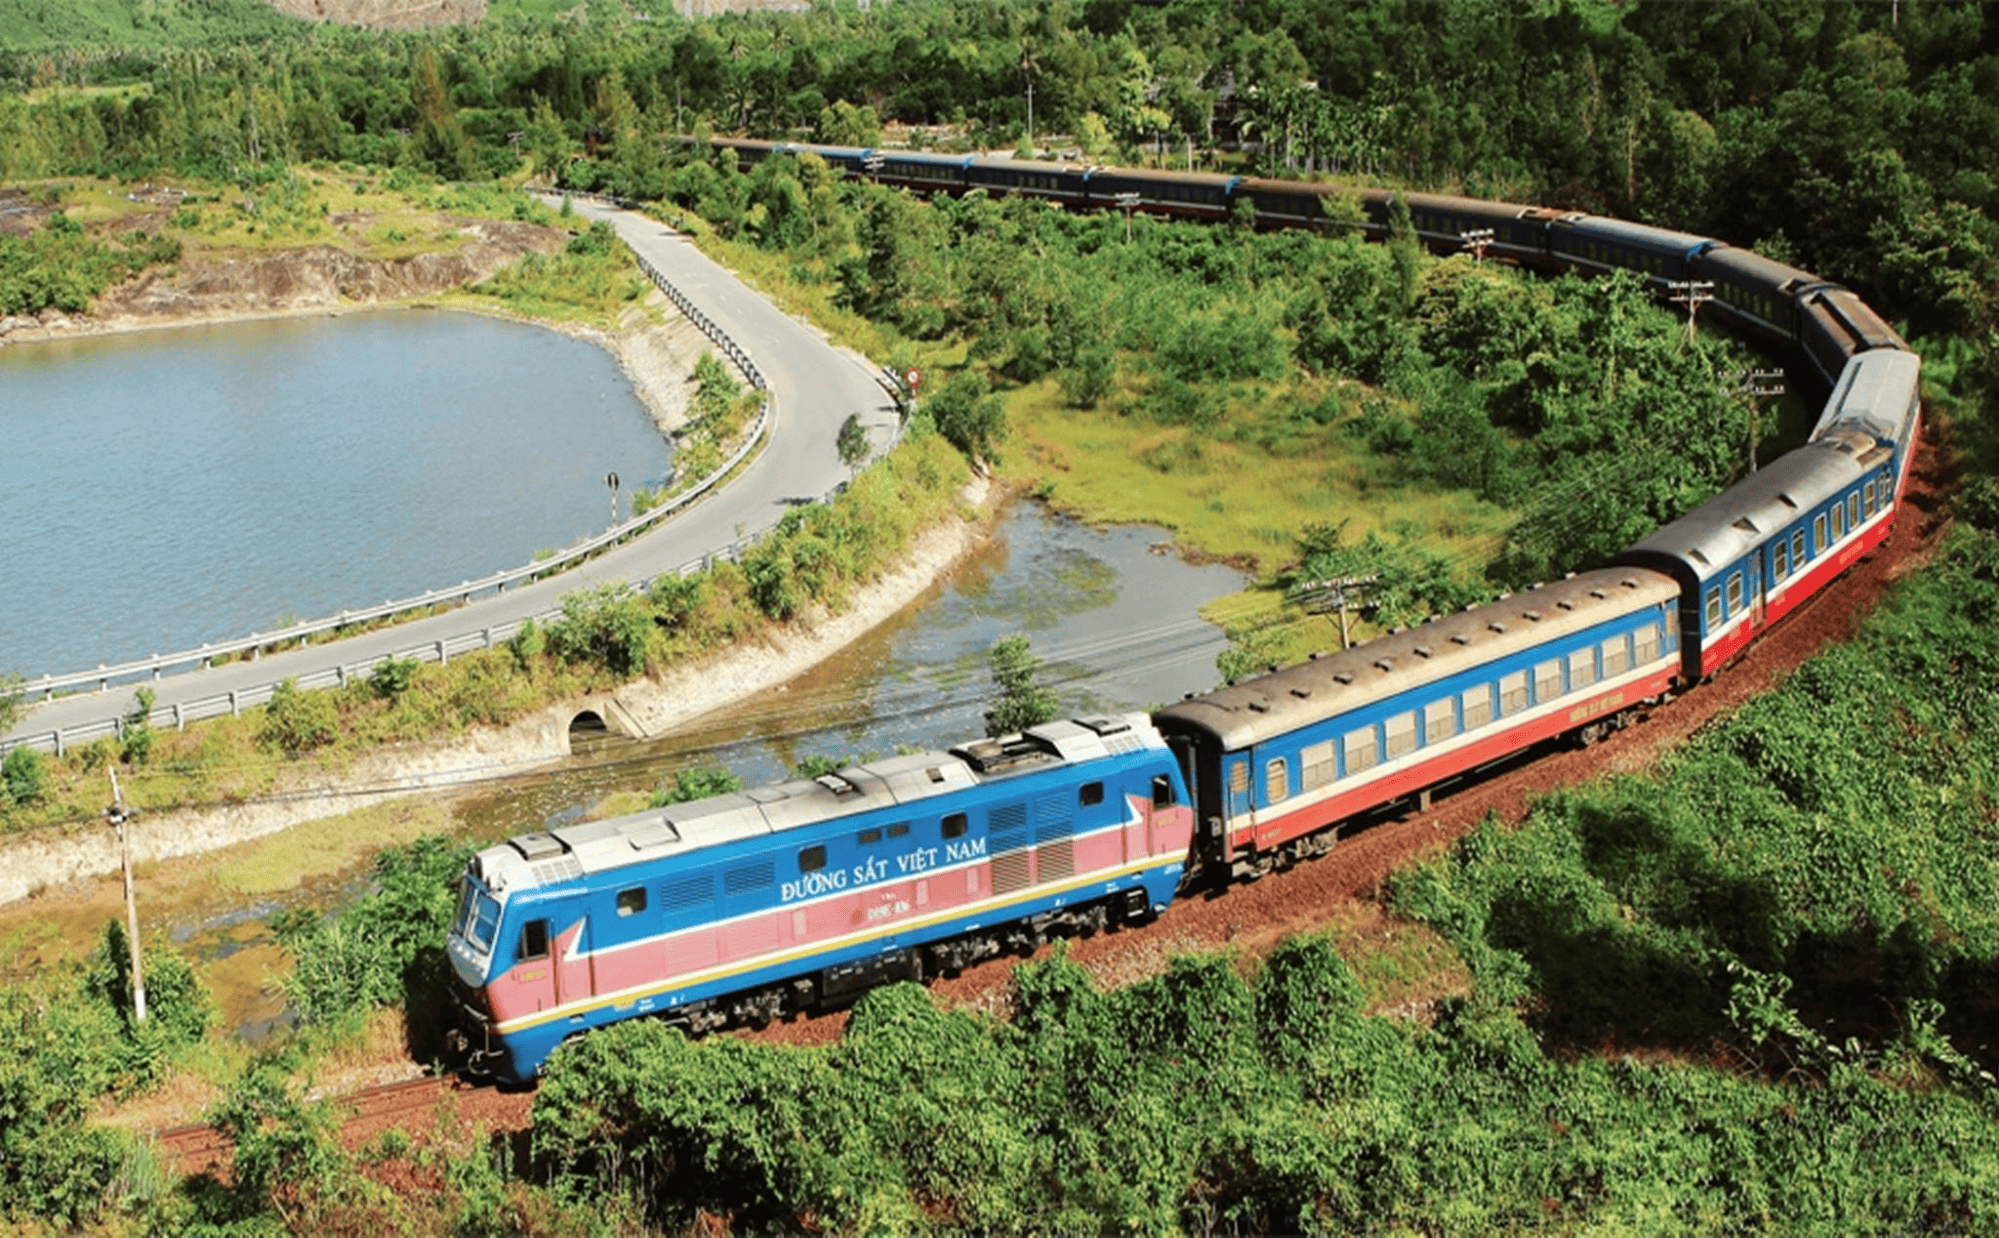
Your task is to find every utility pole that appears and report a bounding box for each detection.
[1728,368,1785,474]
[1287,574,1379,650]
[1459,228,1494,264]
[107,769,145,1024]
[1668,280,1715,345]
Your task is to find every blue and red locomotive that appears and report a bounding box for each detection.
[449,148,1925,1084]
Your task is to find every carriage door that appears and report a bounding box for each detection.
[1224,756,1252,823]
[513,917,559,1014]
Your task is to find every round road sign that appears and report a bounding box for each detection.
[905,368,922,390]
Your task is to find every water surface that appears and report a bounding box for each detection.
[0,311,671,678]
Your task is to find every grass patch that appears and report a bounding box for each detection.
[216,798,454,898]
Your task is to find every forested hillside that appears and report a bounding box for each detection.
[5,1,1999,1231]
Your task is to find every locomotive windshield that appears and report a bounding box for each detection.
[452,878,501,953]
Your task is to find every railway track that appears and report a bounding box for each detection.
[155,1074,472,1178]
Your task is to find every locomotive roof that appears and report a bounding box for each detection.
[1619,432,1889,587]
[1810,348,1921,444]
[1151,567,1677,753]
[473,714,1162,895]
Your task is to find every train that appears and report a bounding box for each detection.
[445,143,1923,1085]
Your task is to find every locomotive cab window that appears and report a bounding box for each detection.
[1152,775,1177,807]
[517,919,550,963]
[942,813,968,840]
[616,887,647,918]
[799,845,827,874]
[1079,782,1104,808]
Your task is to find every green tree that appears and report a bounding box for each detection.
[925,371,1007,467]
[260,678,338,755]
[836,412,869,475]
[1,745,47,808]
[548,582,653,677]
[984,633,1059,738]
[650,765,745,807]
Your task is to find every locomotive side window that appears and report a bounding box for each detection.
[1602,636,1628,677]
[858,827,883,845]
[942,813,968,840]
[1343,727,1378,776]
[799,845,827,874]
[1265,760,1289,804]
[1705,589,1722,629]
[888,823,910,838]
[1500,671,1528,716]
[1726,573,1744,614]
[1814,514,1827,554]
[1462,687,1493,730]
[517,919,550,963]
[1302,740,1336,790]
[1774,539,1790,584]
[1424,699,1456,745]
[616,887,647,918]
[1569,648,1597,691]
[1079,782,1104,808]
[1634,623,1660,665]
[1152,775,1177,807]
[1534,659,1561,703]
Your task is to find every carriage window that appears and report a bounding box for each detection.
[1793,530,1807,565]
[1229,761,1250,797]
[1848,493,1861,529]
[1634,623,1659,665]
[1462,687,1493,730]
[517,918,549,963]
[1500,671,1529,716]
[1344,727,1378,775]
[1152,775,1177,807]
[1706,589,1723,628]
[1265,759,1289,804]
[1833,501,1846,539]
[1814,514,1827,553]
[616,887,646,918]
[1774,538,1790,583]
[1569,648,1597,690]
[1079,782,1104,807]
[1602,636,1628,677]
[1727,573,1744,613]
[1385,712,1418,759]
[799,845,827,873]
[942,813,968,840]
[1302,740,1337,790]
[1864,480,1877,517]
[1535,659,1562,703]
[1424,699,1456,745]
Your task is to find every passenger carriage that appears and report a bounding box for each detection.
[448,714,1193,1084]
[1153,569,1680,880]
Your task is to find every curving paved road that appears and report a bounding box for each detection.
[3,197,899,751]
